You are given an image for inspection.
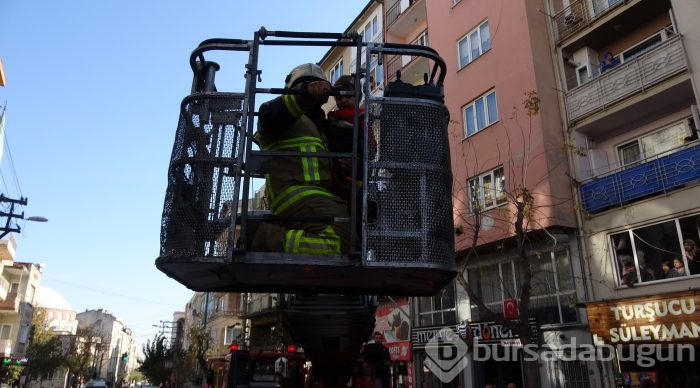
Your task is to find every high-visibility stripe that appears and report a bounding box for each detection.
[283,95,304,118]
[285,229,301,253]
[265,136,326,151]
[284,226,342,254]
[301,145,320,183]
[269,185,335,214]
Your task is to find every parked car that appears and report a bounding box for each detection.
[83,379,108,388]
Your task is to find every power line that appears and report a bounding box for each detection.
[42,275,186,308]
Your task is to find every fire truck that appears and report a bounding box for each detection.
[156,28,455,387]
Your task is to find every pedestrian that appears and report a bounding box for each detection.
[251,63,351,255]
[361,332,391,388]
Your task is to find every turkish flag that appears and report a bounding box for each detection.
[503,298,519,319]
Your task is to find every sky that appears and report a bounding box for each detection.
[0,0,369,352]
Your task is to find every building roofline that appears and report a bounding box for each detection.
[318,0,378,65]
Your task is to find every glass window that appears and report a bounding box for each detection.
[465,105,475,136]
[457,20,490,68]
[372,16,378,36]
[468,166,507,212]
[463,89,499,137]
[617,119,689,169]
[618,141,642,167]
[415,284,457,326]
[469,250,577,325]
[610,215,700,286]
[0,325,10,340]
[330,60,343,85]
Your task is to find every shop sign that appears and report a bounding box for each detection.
[373,297,412,360]
[411,325,461,349]
[586,291,700,344]
[387,340,411,361]
[457,317,538,347]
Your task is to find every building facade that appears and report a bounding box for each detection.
[0,258,41,360]
[545,0,700,386]
[76,309,134,386]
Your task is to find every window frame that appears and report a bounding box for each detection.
[457,20,491,69]
[414,284,457,327]
[467,166,506,212]
[0,324,11,340]
[329,59,343,86]
[467,249,578,326]
[609,213,700,287]
[615,118,691,169]
[463,89,498,137]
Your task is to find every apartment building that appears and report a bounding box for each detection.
[0,250,41,361]
[545,0,700,386]
[76,309,134,386]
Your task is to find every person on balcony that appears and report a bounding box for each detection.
[600,51,620,73]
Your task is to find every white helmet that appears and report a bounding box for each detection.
[284,63,326,88]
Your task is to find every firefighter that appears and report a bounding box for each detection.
[251,63,350,254]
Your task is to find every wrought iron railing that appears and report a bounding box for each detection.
[580,142,700,213]
[553,0,625,43]
[565,35,687,124]
[386,1,402,27]
[386,30,428,81]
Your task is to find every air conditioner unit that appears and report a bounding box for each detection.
[573,46,600,85]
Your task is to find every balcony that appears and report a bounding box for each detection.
[0,292,22,311]
[565,35,687,125]
[386,0,426,39]
[209,308,244,319]
[243,293,276,317]
[580,143,700,213]
[553,0,625,43]
[0,235,16,261]
[0,276,8,301]
[386,30,430,84]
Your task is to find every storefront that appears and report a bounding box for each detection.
[374,297,413,388]
[586,290,700,387]
[411,326,463,388]
[457,318,538,387]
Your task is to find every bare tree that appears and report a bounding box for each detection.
[452,91,575,387]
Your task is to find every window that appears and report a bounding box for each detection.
[10,283,18,293]
[28,285,36,304]
[225,325,242,344]
[368,59,384,91]
[415,31,428,46]
[330,59,343,85]
[463,90,498,136]
[453,0,461,5]
[0,324,11,340]
[458,20,490,68]
[415,284,457,326]
[616,119,690,168]
[610,213,700,287]
[468,250,578,325]
[468,166,506,211]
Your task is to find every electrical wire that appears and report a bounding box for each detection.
[42,275,185,308]
[2,130,23,198]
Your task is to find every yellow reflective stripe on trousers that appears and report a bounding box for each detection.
[265,136,326,151]
[283,95,303,118]
[284,226,341,254]
[301,145,320,182]
[269,185,335,214]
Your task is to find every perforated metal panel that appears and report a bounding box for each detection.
[364,98,454,269]
[160,93,245,260]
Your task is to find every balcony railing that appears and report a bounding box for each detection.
[209,308,244,319]
[386,30,428,82]
[387,0,418,27]
[580,143,700,213]
[0,292,21,311]
[565,35,687,124]
[245,294,276,315]
[553,0,625,43]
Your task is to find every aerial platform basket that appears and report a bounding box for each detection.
[156,28,456,296]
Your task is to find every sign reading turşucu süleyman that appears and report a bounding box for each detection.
[586,291,700,344]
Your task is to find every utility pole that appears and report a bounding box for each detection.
[0,194,27,238]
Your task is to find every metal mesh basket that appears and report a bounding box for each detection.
[160,93,245,259]
[365,98,454,269]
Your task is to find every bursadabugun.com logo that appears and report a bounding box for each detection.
[424,327,470,383]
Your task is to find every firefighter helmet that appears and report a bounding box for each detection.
[284,63,326,88]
